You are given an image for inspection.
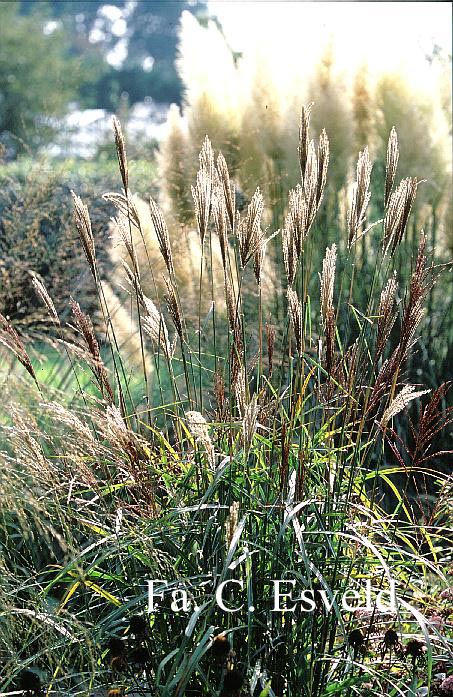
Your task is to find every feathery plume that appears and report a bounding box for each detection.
[164,276,184,342]
[212,183,229,271]
[320,244,337,328]
[142,296,174,358]
[381,385,430,428]
[216,152,235,231]
[316,128,330,207]
[103,192,141,229]
[112,116,129,191]
[282,222,297,287]
[0,313,38,384]
[303,140,319,228]
[225,501,240,549]
[385,127,399,208]
[298,103,313,183]
[399,230,440,352]
[287,287,303,355]
[70,300,114,402]
[382,177,418,256]
[242,394,259,453]
[30,273,59,325]
[149,197,174,276]
[113,215,140,278]
[72,191,96,278]
[236,187,265,270]
[320,244,337,372]
[368,232,439,415]
[347,147,372,247]
[186,410,215,467]
[192,136,214,246]
[286,184,307,257]
[224,271,237,333]
[376,273,398,360]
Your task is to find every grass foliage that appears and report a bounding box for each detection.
[0,109,452,696]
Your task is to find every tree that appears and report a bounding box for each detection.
[0,2,83,151]
[20,0,208,110]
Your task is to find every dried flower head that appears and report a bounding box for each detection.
[405,638,426,661]
[217,152,235,231]
[236,187,265,270]
[186,410,215,467]
[212,182,229,271]
[0,312,38,384]
[149,197,174,276]
[376,272,398,360]
[192,136,214,245]
[348,628,364,648]
[348,628,365,653]
[320,244,337,329]
[380,627,403,659]
[103,191,141,229]
[383,177,418,256]
[287,184,308,256]
[30,273,59,325]
[141,295,174,358]
[71,300,114,402]
[72,191,96,277]
[297,104,329,235]
[287,287,303,355]
[282,222,298,287]
[211,632,231,660]
[112,115,128,191]
[298,103,313,182]
[383,628,400,648]
[164,276,184,342]
[385,127,399,207]
[112,215,140,278]
[242,394,259,453]
[302,140,319,229]
[380,385,430,428]
[348,147,372,247]
[316,128,330,206]
[319,244,337,371]
[225,502,240,549]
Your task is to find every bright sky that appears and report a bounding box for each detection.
[208,1,452,75]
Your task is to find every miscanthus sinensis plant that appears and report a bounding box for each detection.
[0,109,452,697]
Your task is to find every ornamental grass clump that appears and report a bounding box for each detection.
[0,107,451,696]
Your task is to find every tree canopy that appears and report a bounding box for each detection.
[0,2,85,150]
[19,0,208,111]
